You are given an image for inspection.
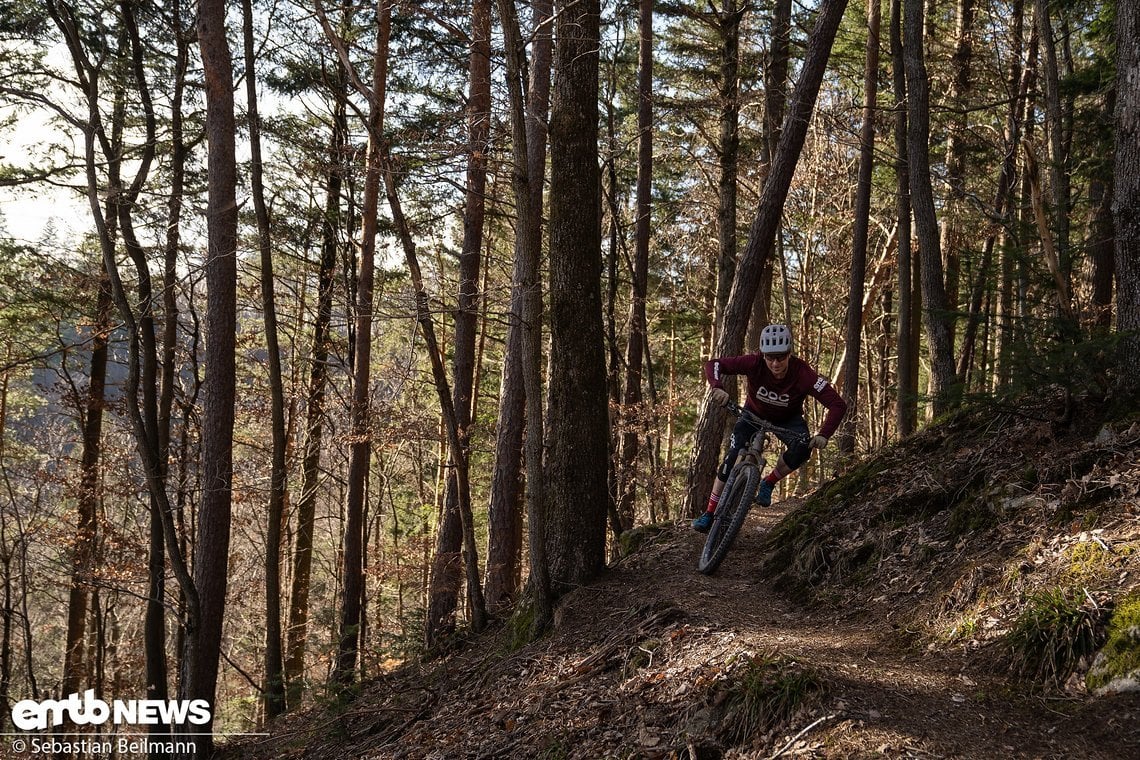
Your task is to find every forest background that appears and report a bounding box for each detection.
[0,0,1136,754]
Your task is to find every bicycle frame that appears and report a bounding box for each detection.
[697,401,808,574]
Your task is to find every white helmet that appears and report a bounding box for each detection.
[759,323,793,354]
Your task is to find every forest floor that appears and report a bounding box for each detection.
[219,394,1140,759]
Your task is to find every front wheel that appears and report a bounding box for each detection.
[697,463,759,574]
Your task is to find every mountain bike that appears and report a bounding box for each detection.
[697,401,808,575]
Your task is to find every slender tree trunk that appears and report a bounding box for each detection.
[493,0,554,631]
[383,155,487,635]
[241,0,286,718]
[333,0,390,687]
[427,0,491,641]
[750,0,792,340]
[713,0,743,350]
[838,0,881,456]
[904,0,958,414]
[63,271,111,699]
[891,0,916,436]
[286,75,346,707]
[684,0,850,515]
[190,1,238,754]
[617,0,654,530]
[1036,0,1074,328]
[939,0,975,345]
[957,0,1024,383]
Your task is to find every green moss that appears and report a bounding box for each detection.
[617,523,666,557]
[1062,540,1114,585]
[1086,592,1140,693]
[505,598,539,653]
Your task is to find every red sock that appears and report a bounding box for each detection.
[764,471,782,486]
[705,491,720,514]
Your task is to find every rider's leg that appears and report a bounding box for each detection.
[757,417,810,504]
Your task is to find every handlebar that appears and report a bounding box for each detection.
[721,399,810,444]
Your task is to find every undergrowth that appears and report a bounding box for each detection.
[719,652,824,747]
[1006,587,1102,689]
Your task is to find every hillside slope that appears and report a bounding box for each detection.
[221,395,1140,759]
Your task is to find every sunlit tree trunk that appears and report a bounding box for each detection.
[545,0,609,592]
[427,0,491,642]
[331,0,390,687]
[189,1,238,755]
[904,0,958,415]
[838,0,881,457]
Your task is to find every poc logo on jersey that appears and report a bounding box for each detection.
[755,386,790,406]
[813,376,829,392]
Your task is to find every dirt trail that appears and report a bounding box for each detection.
[222,498,1140,759]
[654,500,1139,758]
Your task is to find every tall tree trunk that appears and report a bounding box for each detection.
[838,0,881,456]
[241,0,287,718]
[332,0,390,687]
[713,0,744,351]
[1115,0,1140,383]
[939,0,975,346]
[493,0,554,631]
[1035,0,1074,331]
[617,0,654,530]
[190,1,238,754]
[891,0,916,436]
[485,0,552,613]
[285,71,346,707]
[903,0,958,415]
[427,0,491,642]
[545,0,609,592]
[684,0,850,516]
[63,272,111,698]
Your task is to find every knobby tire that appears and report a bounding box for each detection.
[697,463,759,574]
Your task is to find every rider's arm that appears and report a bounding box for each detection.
[703,355,755,388]
[804,369,848,439]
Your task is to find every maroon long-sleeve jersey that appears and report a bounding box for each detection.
[704,354,848,438]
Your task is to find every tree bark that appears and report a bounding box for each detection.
[904,0,958,415]
[1115,0,1140,383]
[617,0,654,530]
[241,0,286,718]
[285,67,346,707]
[485,0,552,613]
[331,0,390,687]
[545,0,609,593]
[191,0,238,753]
[838,0,881,456]
[427,0,491,642]
[891,0,916,436]
[63,270,111,698]
[494,0,554,631]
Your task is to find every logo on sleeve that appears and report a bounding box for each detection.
[813,377,829,392]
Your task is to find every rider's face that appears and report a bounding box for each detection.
[764,352,790,379]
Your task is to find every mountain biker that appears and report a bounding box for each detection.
[692,323,847,533]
